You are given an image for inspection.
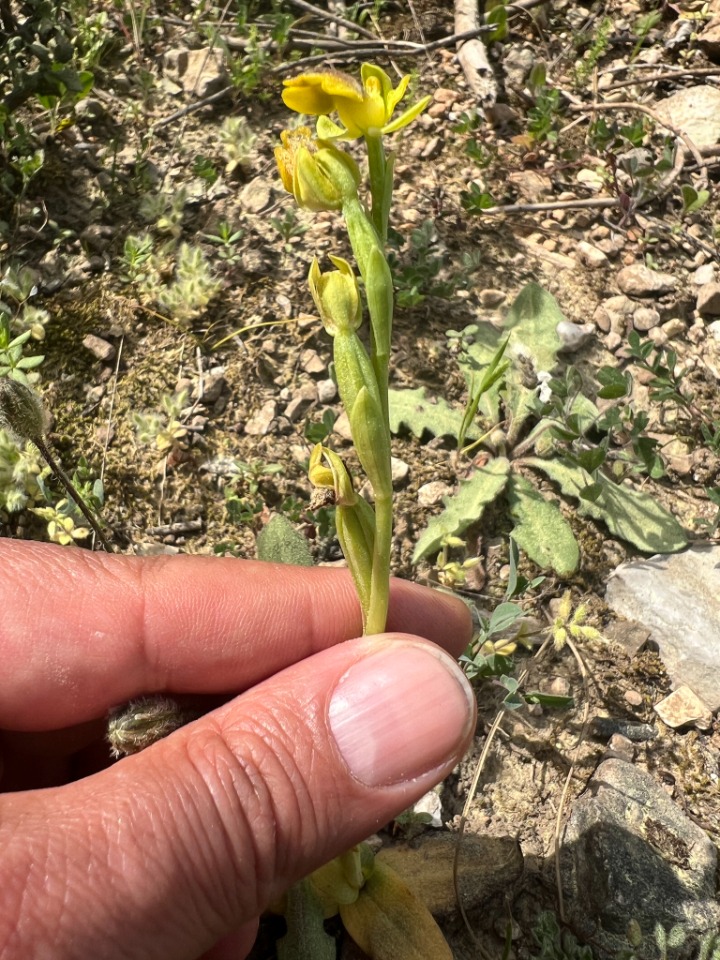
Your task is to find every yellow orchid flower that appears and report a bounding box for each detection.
[274,126,360,211]
[282,63,430,139]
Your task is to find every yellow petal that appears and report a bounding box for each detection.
[382,94,431,134]
[316,115,348,140]
[282,71,362,117]
[384,74,410,116]
[282,84,335,115]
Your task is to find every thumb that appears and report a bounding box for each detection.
[1,635,475,960]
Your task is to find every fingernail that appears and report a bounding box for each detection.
[328,640,475,787]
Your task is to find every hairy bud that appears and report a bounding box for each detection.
[0,378,46,442]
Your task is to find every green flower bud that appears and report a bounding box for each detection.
[308,256,362,336]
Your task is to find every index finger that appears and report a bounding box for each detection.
[0,541,472,730]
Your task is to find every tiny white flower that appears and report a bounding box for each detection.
[537,370,553,403]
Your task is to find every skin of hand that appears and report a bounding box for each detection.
[0,540,476,960]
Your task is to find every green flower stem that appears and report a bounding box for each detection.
[366,491,392,635]
[365,133,388,243]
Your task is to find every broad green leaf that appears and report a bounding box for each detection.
[256,514,313,566]
[503,284,565,442]
[507,473,579,576]
[388,386,478,440]
[413,457,511,562]
[525,457,688,553]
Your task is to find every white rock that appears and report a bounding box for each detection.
[418,481,453,508]
[576,240,608,268]
[693,264,716,286]
[316,378,337,403]
[617,264,676,297]
[655,85,720,150]
[654,685,713,731]
[696,282,720,316]
[633,306,661,331]
[606,547,720,710]
[391,457,410,486]
[557,320,594,351]
[244,400,277,436]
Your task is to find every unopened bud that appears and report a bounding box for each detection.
[0,378,46,442]
[107,695,192,758]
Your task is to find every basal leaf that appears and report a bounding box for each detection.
[504,284,565,442]
[389,386,477,440]
[256,514,313,566]
[525,457,688,553]
[413,457,511,562]
[507,473,579,576]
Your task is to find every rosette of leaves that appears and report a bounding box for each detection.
[390,283,686,577]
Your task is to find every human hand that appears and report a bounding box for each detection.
[0,541,475,960]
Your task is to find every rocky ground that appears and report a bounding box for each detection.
[1,0,719,958]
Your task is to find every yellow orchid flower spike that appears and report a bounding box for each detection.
[281,63,431,139]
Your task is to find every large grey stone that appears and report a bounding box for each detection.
[562,759,719,952]
[605,546,720,710]
[655,86,720,150]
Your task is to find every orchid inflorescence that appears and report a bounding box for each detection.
[275,64,430,635]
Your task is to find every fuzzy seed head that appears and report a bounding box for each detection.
[0,378,46,442]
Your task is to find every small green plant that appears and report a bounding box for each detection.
[527,86,563,144]
[531,911,594,960]
[630,10,663,62]
[269,206,309,250]
[0,378,112,549]
[305,408,336,445]
[1,261,49,341]
[139,188,187,239]
[0,315,45,385]
[0,428,43,514]
[0,0,96,203]
[573,16,613,87]
[202,221,244,264]
[192,154,219,186]
[222,459,284,527]
[133,391,189,453]
[219,115,257,177]
[120,233,155,282]
[460,181,496,212]
[626,330,720,453]
[387,219,461,307]
[621,920,720,960]
[400,283,687,577]
[460,543,573,712]
[680,184,710,216]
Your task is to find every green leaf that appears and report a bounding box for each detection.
[525,457,688,553]
[507,473,579,576]
[388,386,477,440]
[576,447,606,473]
[412,457,511,562]
[488,601,524,634]
[524,691,574,709]
[503,283,565,440]
[597,366,630,399]
[277,878,336,960]
[256,514,313,566]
